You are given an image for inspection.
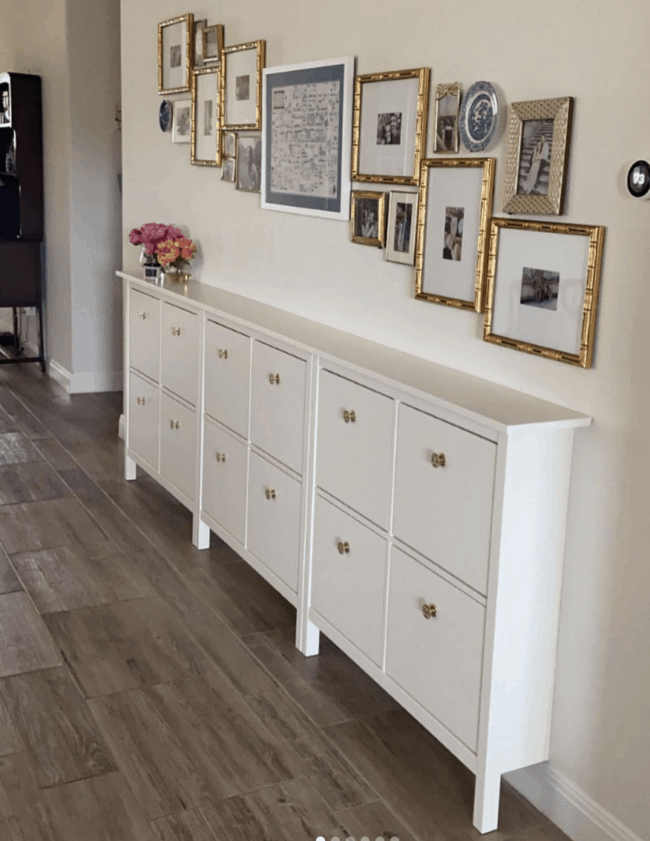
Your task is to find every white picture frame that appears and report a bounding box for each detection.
[261,56,355,220]
[172,99,192,144]
[386,190,419,265]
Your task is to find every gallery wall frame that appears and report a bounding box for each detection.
[352,67,430,185]
[172,99,192,144]
[385,190,419,264]
[236,135,262,192]
[203,24,224,66]
[261,56,355,220]
[350,190,387,247]
[415,157,495,312]
[158,14,194,95]
[191,67,221,166]
[502,96,573,215]
[433,82,461,154]
[483,218,605,367]
[193,18,207,69]
[222,40,266,131]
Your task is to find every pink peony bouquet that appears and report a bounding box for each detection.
[129,222,183,255]
[156,235,197,267]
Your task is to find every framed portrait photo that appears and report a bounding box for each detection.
[415,157,495,312]
[261,56,355,220]
[222,40,265,130]
[502,97,573,215]
[193,18,207,68]
[203,24,224,66]
[236,135,262,192]
[221,156,236,183]
[191,67,221,166]
[222,131,237,159]
[386,190,418,264]
[172,99,192,144]
[352,67,430,185]
[350,190,387,247]
[483,219,605,367]
[434,82,461,154]
[158,14,193,95]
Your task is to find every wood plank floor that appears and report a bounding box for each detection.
[0,365,570,841]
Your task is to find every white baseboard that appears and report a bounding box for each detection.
[22,341,122,394]
[506,764,643,841]
[118,413,125,440]
[48,357,73,391]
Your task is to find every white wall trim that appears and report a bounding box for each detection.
[118,412,125,440]
[47,356,73,392]
[67,369,123,394]
[507,765,644,841]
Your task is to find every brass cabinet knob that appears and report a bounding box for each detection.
[269,373,280,385]
[430,452,446,469]
[265,488,276,500]
[170,420,180,430]
[337,540,350,555]
[218,349,228,359]
[215,452,227,462]
[422,603,438,619]
[136,396,145,406]
[342,409,356,424]
[171,326,181,336]
[137,311,146,320]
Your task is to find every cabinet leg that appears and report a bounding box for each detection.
[473,762,502,833]
[125,453,137,481]
[295,617,320,657]
[193,516,210,550]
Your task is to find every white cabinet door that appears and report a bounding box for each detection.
[159,392,196,501]
[129,289,160,383]
[161,302,200,406]
[204,320,251,438]
[386,546,485,752]
[250,341,306,474]
[315,369,394,529]
[128,372,159,470]
[247,451,301,592]
[202,419,248,545]
[311,495,387,666]
[393,404,496,594]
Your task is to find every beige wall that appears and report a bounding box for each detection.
[121,1,650,838]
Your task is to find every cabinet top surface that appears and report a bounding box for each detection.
[119,270,591,433]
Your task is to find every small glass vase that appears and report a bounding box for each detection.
[162,262,192,283]
[139,248,161,282]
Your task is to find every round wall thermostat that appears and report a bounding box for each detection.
[626,160,650,199]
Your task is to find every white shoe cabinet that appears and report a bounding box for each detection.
[119,270,590,833]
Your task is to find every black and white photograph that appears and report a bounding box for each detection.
[520,267,560,310]
[172,99,191,143]
[222,131,237,158]
[350,190,387,247]
[170,45,182,68]
[236,75,251,101]
[222,156,236,182]
[443,206,464,261]
[203,100,213,135]
[236,135,262,192]
[394,202,413,253]
[386,190,418,264]
[159,14,193,94]
[203,24,223,65]
[516,119,553,196]
[434,83,461,153]
[376,112,402,145]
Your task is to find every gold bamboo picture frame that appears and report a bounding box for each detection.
[352,67,430,185]
[484,218,605,367]
[502,97,573,215]
[222,40,266,131]
[415,157,495,312]
[434,82,461,153]
[191,67,221,167]
[203,24,224,66]
[350,190,387,247]
[158,14,194,95]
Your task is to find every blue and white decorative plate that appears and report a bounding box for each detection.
[159,100,172,132]
[458,81,499,152]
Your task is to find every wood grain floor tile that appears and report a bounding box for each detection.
[0,497,109,554]
[337,800,415,841]
[0,592,62,677]
[0,461,74,505]
[511,824,570,841]
[44,596,211,697]
[0,390,52,440]
[58,467,110,506]
[203,777,347,841]
[0,408,18,435]
[77,497,151,554]
[0,752,52,839]
[0,692,21,757]
[0,667,116,787]
[0,547,21,595]
[151,808,219,841]
[33,437,79,471]
[0,432,43,466]
[246,686,376,811]
[11,542,153,614]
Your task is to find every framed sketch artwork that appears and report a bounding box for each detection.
[222,131,237,159]
[434,82,461,153]
[193,18,207,68]
[484,219,605,367]
[172,99,192,144]
[203,24,224,66]
[236,135,262,192]
[352,67,430,185]
[222,40,265,130]
[350,190,387,247]
[261,56,355,220]
[191,67,221,166]
[502,97,573,215]
[158,14,194,95]
[415,158,495,311]
[221,156,236,182]
[386,191,418,264]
